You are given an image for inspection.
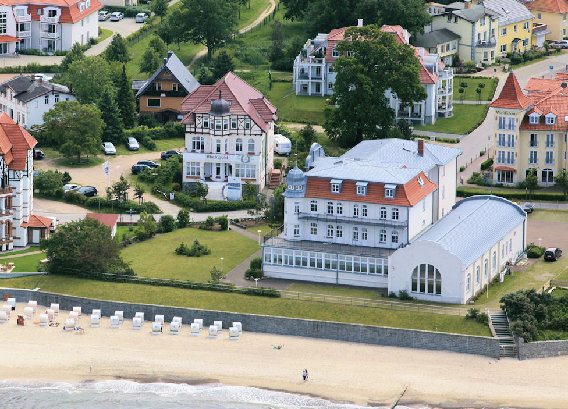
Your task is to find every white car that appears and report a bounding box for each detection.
[63,183,81,192]
[135,13,148,23]
[102,142,116,155]
[110,12,124,21]
[127,137,140,151]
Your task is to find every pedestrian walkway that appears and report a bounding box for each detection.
[0,250,42,259]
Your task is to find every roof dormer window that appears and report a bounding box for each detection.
[330,179,342,193]
[417,176,424,187]
[385,184,396,199]
[331,46,339,58]
[545,113,556,125]
[356,181,367,196]
[529,113,539,124]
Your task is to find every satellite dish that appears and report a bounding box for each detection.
[562,83,567,88]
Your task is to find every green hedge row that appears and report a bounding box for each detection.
[72,271,281,298]
[457,186,567,201]
[173,193,258,212]
[38,191,162,214]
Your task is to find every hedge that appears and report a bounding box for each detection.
[457,186,567,201]
[173,193,257,212]
[480,158,493,171]
[38,191,162,214]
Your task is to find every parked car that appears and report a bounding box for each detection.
[102,142,116,155]
[135,12,148,23]
[110,12,124,21]
[544,248,562,261]
[32,170,43,178]
[63,183,81,192]
[98,10,109,21]
[522,203,535,214]
[76,186,97,197]
[137,160,160,168]
[132,164,151,175]
[127,137,140,151]
[550,40,568,49]
[161,150,182,160]
[33,149,45,160]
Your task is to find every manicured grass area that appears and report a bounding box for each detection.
[453,76,498,101]
[316,133,346,157]
[0,252,45,272]
[0,274,490,335]
[55,156,105,168]
[246,223,272,237]
[475,256,568,309]
[0,247,41,258]
[528,209,568,223]
[121,228,259,281]
[414,104,488,135]
[116,225,136,241]
[98,28,113,43]
[287,283,385,299]
[114,138,185,156]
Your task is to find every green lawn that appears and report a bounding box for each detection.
[0,274,490,335]
[116,225,136,241]
[453,76,498,101]
[316,133,346,156]
[287,283,385,299]
[246,222,272,237]
[0,252,45,272]
[98,28,113,43]
[121,228,259,281]
[528,209,568,223]
[414,104,488,135]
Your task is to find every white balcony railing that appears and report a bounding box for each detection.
[41,31,60,39]
[15,15,31,23]
[17,31,31,38]
[40,15,59,23]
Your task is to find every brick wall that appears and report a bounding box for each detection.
[517,337,568,360]
[0,287,500,358]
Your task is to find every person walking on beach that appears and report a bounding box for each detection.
[302,369,308,382]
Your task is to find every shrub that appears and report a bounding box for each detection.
[456,186,567,202]
[203,216,215,230]
[173,192,257,212]
[245,268,263,279]
[158,215,176,233]
[465,308,480,319]
[480,158,493,171]
[250,257,262,270]
[527,244,545,258]
[467,172,490,186]
[476,312,489,325]
[459,165,466,172]
[387,291,398,298]
[398,290,413,300]
[274,158,283,170]
[175,239,211,257]
[177,209,190,228]
[216,215,228,230]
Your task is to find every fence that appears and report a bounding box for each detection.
[550,280,568,287]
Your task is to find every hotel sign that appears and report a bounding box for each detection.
[206,154,230,160]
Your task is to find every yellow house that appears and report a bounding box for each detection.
[524,0,568,41]
[481,0,534,56]
[490,72,568,186]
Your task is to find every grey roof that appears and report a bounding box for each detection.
[136,52,200,98]
[132,80,147,91]
[415,29,461,48]
[414,195,526,266]
[340,139,462,174]
[283,165,306,198]
[306,158,423,185]
[0,75,72,103]
[483,0,534,26]
[453,4,499,22]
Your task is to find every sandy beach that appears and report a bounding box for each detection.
[1,303,567,408]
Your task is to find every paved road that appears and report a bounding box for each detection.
[85,17,145,57]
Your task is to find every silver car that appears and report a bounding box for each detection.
[102,142,116,155]
[127,137,140,151]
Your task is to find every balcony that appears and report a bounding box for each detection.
[475,39,497,47]
[297,212,407,228]
[437,86,453,95]
[17,31,31,38]
[41,31,60,39]
[296,73,323,80]
[15,14,31,23]
[438,67,453,79]
[40,15,59,23]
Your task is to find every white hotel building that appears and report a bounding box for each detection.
[262,139,527,304]
[181,72,277,193]
[0,0,102,55]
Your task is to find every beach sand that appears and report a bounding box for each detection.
[1,303,567,409]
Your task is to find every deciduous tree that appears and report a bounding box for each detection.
[555,169,568,199]
[376,0,432,35]
[212,50,235,80]
[67,56,112,105]
[112,175,130,202]
[140,49,162,74]
[61,42,85,71]
[324,25,426,148]
[150,0,168,22]
[105,34,130,63]
[42,101,103,164]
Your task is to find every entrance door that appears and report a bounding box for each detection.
[215,163,221,177]
[32,229,40,244]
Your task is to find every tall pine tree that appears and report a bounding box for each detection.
[117,65,137,129]
[98,88,124,145]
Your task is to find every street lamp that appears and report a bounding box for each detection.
[254,278,259,287]
[257,229,262,245]
[220,257,224,273]
[538,237,542,248]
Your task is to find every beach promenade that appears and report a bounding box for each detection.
[1,303,568,408]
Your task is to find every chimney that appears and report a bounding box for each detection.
[357,18,363,27]
[31,74,35,82]
[163,58,168,65]
[38,77,42,84]
[167,51,173,58]
[464,0,471,8]
[417,139,424,156]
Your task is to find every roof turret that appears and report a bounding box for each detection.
[209,90,231,116]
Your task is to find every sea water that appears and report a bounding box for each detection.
[0,380,389,409]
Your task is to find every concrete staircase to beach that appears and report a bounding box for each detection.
[490,311,517,358]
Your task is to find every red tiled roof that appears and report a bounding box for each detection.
[524,0,568,14]
[494,165,516,172]
[0,112,36,170]
[304,172,437,207]
[181,72,277,131]
[0,35,19,43]
[490,72,532,109]
[524,78,565,93]
[22,214,53,228]
[86,213,119,228]
[28,0,102,24]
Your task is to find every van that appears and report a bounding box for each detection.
[274,134,291,155]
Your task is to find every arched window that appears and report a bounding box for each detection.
[235,138,243,152]
[216,139,221,153]
[411,264,442,295]
[191,136,204,151]
[484,259,488,279]
[476,266,480,285]
[248,138,255,153]
[466,273,471,292]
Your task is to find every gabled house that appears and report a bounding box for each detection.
[136,51,200,123]
[482,0,534,57]
[86,213,119,237]
[0,75,75,127]
[292,22,454,125]
[414,28,461,65]
[522,0,568,41]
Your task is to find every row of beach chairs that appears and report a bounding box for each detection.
[0,299,243,339]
